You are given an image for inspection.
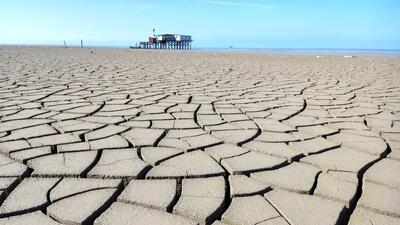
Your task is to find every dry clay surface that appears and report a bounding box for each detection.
[0,47,400,225]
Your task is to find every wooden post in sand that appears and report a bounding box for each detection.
[81,40,83,48]
[63,41,67,48]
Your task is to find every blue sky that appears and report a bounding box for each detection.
[0,0,399,49]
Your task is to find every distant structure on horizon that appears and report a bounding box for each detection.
[130,33,193,50]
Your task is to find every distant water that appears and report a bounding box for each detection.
[193,48,400,55]
[3,43,399,56]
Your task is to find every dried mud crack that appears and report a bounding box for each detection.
[0,47,399,225]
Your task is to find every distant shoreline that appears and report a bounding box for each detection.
[1,44,399,56]
[195,48,400,56]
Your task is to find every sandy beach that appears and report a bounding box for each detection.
[0,46,399,225]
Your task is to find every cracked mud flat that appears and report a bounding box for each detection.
[0,46,399,225]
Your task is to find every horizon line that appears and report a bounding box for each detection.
[1,43,400,52]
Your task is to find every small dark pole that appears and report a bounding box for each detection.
[63,41,67,48]
[81,40,83,48]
